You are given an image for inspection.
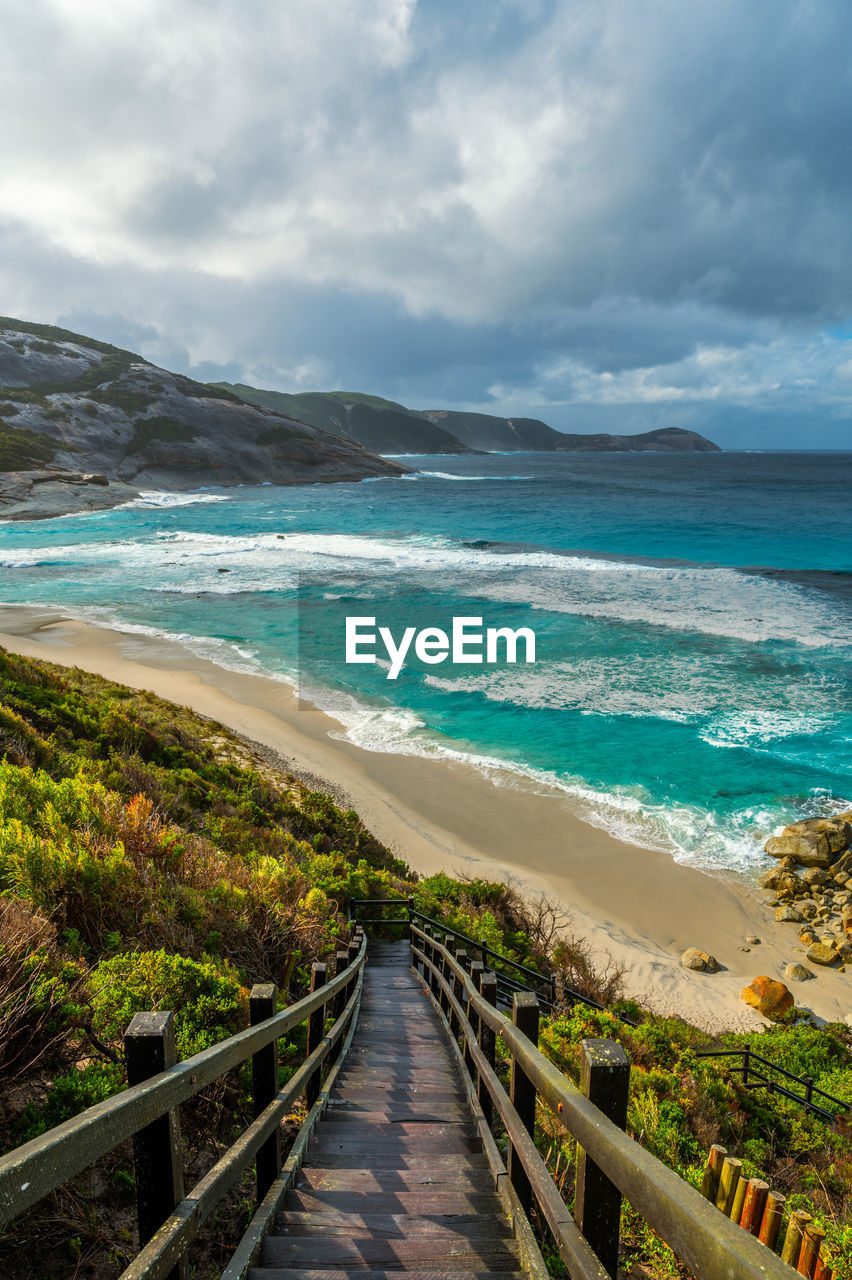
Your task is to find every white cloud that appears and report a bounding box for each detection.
[1,0,852,442]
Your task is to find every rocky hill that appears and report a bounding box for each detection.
[212,386,472,454]
[552,426,721,453]
[0,320,404,520]
[215,382,721,454]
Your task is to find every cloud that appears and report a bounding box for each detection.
[1,0,851,444]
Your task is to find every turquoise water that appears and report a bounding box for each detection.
[1,451,850,872]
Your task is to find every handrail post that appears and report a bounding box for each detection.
[743,1048,750,1088]
[347,938,360,1000]
[124,1012,188,1280]
[575,1038,630,1279]
[429,930,441,999]
[330,951,350,1066]
[423,925,433,988]
[478,970,497,1128]
[249,983,281,1205]
[439,939,452,1018]
[467,960,484,1080]
[407,896,414,942]
[508,991,539,1215]
[445,937,460,1035]
[803,1075,814,1112]
[306,961,328,1108]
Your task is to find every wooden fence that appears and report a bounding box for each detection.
[0,931,367,1280]
[410,921,806,1280]
[701,1145,835,1280]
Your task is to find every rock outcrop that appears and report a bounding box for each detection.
[0,318,406,520]
[757,808,852,970]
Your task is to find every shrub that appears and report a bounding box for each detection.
[90,949,246,1058]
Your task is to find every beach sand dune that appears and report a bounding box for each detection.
[1,605,848,1033]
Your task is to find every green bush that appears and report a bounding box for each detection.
[90,949,246,1058]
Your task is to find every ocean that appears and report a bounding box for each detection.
[1,450,850,875]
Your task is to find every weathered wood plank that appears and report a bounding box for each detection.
[260,1237,520,1268]
[274,1211,511,1238]
[249,1271,501,1280]
[294,1167,496,1193]
[285,1191,502,1215]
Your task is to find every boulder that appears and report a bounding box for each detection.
[764,833,831,867]
[741,977,794,1021]
[787,817,851,853]
[804,868,829,886]
[775,905,804,923]
[681,948,719,973]
[806,942,839,967]
[832,850,852,877]
[784,963,813,981]
[757,869,803,892]
[745,935,761,945]
[800,930,817,945]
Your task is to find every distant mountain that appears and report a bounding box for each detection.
[212,386,471,454]
[216,382,721,455]
[553,427,721,453]
[0,320,403,520]
[416,409,563,451]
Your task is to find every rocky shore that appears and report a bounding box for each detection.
[0,470,140,520]
[749,811,852,1018]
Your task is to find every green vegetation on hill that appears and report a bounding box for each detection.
[0,424,57,470]
[0,647,849,1278]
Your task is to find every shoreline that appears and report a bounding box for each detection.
[1,603,849,1032]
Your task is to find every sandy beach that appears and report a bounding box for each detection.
[1,603,848,1033]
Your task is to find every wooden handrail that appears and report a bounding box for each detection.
[411,924,797,1280]
[0,935,367,1228]
[412,936,609,1280]
[115,972,364,1280]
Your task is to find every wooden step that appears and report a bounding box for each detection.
[285,1191,503,1216]
[317,1122,477,1140]
[309,1136,482,1157]
[273,1212,511,1239]
[294,1168,496,1193]
[249,1271,518,1280]
[324,1109,470,1124]
[303,1152,486,1170]
[250,1271,518,1280]
[259,1236,519,1270]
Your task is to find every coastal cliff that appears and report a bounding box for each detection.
[0,319,405,520]
[216,382,721,455]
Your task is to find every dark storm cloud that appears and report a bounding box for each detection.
[1,0,852,445]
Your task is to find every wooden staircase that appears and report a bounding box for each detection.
[249,938,522,1278]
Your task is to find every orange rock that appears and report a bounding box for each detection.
[741,976,794,1021]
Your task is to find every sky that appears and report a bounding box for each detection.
[1,0,852,448]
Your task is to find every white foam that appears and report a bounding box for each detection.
[2,528,848,647]
[404,471,534,481]
[124,491,232,509]
[304,676,811,873]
